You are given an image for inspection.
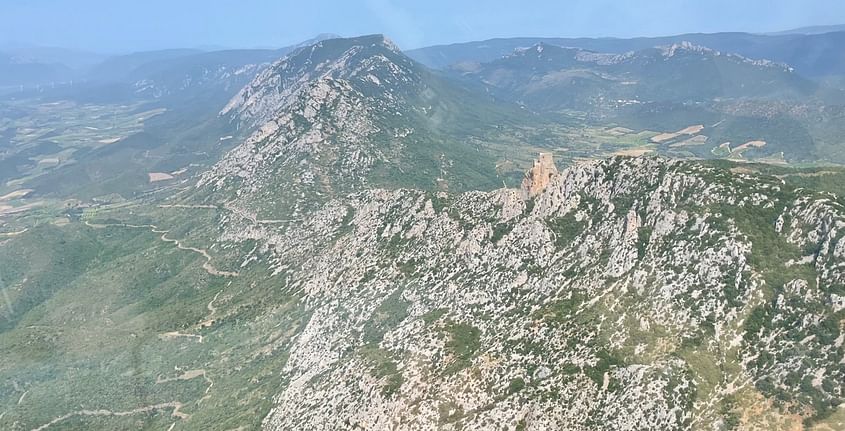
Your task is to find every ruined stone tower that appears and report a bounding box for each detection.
[521,152,557,198]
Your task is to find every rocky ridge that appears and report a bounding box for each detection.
[198,34,526,219]
[197,35,426,217]
[454,40,814,112]
[132,62,265,99]
[187,35,844,430]
[203,155,844,430]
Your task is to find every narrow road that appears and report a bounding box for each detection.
[83,221,238,277]
[154,229,239,277]
[158,201,299,225]
[156,369,214,403]
[158,204,218,209]
[0,229,28,237]
[31,402,187,431]
[158,331,204,343]
[775,170,840,179]
[198,289,223,328]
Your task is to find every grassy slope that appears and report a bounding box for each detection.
[0,207,309,430]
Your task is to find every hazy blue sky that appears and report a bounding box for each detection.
[2,0,845,53]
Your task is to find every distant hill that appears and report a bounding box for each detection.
[408,31,845,77]
[0,45,105,69]
[85,48,206,82]
[445,40,845,164]
[451,42,816,111]
[0,52,74,86]
[766,24,845,35]
[84,34,342,86]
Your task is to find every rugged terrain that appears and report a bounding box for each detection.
[199,35,541,217]
[1,34,845,431]
[216,154,845,430]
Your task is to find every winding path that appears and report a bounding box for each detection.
[0,228,28,237]
[158,331,204,343]
[83,221,238,277]
[156,368,214,403]
[31,402,187,431]
[199,289,223,328]
[38,219,232,431]
[158,204,218,209]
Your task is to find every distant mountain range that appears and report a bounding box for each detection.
[407,31,845,77]
[765,23,845,35]
[4,27,845,89]
[0,52,73,86]
[449,41,816,111]
[0,34,341,91]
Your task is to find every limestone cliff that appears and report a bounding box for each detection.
[521,152,557,198]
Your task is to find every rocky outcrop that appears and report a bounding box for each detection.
[520,152,557,198]
[196,35,429,219]
[203,156,844,430]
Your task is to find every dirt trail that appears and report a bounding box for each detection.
[199,289,223,328]
[156,368,214,402]
[155,229,239,277]
[207,290,221,315]
[31,402,187,431]
[156,369,206,384]
[158,204,218,209]
[158,331,204,343]
[0,229,28,237]
[83,221,237,277]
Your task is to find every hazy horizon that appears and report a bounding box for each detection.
[2,0,845,54]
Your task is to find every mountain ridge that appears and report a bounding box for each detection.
[200,34,542,218]
[449,40,815,110]
[407,31,845,77]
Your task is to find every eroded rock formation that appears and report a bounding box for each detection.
[521,152,558,198]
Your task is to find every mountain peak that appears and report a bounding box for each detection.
[511,42,577,57]
[656,40,791,70]
[658,40,717,57]
[220,34,418,128]
[289,33,343,50]
[311,34,401,53]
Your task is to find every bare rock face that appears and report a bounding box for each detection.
[194,155,845,430]
[521,152,558,198]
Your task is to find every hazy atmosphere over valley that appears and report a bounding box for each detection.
[2,1,845,430]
